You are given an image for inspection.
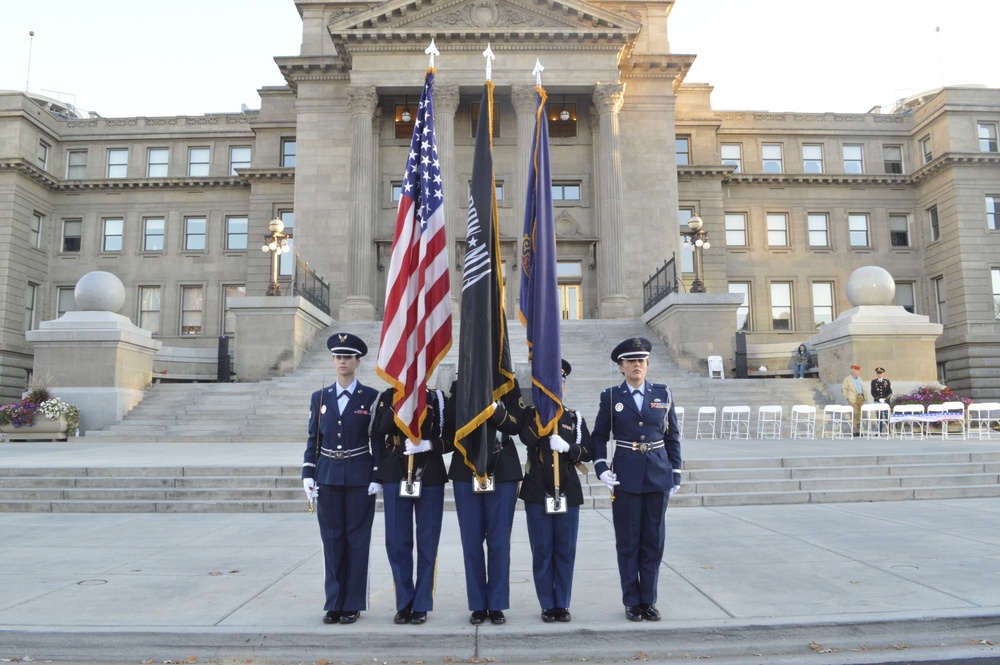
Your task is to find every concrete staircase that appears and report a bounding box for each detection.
[2,450,999,513]
[82,318,833,443]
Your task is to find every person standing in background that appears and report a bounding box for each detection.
[841,364,867,437]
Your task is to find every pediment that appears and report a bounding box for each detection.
[327,0,641,43]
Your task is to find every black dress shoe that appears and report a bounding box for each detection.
[625,605,644,621]
[642,604,661,621]
[489,610,506,624]
[541,608,558,622]
[394,607,411,624]
[556,608,571,623]
[339,611,360,624]
[470,610,488,625]
[323,610,341,624]
[409,610,427,625]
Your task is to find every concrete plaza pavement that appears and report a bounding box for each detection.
[2,439,1000,665]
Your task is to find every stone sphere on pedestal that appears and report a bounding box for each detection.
[845,266,895,307]
[74,271,126,312]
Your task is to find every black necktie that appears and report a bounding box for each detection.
[339,391,351,399]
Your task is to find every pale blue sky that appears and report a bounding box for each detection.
[1,0,997,118]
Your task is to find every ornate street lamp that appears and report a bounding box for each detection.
[261,217,293,296]
[680,215,711,293]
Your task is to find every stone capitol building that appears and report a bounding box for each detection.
[1,0,999,404]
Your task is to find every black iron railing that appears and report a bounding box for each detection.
[642,254,679,313]
[293,257,331,315]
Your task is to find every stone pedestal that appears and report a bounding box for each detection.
[810,306,943,401]
[642,292,744,375]
[228,296,332,381]
[25,311,162,433]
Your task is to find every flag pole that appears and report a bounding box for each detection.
[425,38,439,69]
[483,43,494,81]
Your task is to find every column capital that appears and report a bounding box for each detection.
[347,85,378,115]
[435,84,460,116]
[592,83,626,115]
[511,84,539,114]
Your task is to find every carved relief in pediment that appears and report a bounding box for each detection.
[420,0,545,28]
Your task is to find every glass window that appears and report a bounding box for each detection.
[920,136,932,164]
[889,214,909,247]
[896,281,915,314]
[676,136,690,166]
[552,182,581,201]
[188,147,210,177]
[30,212,42,248]
[102,218,124,252]
[23,283,37,332]
[721,143,742,172]
[729,282,751,331]
[222,284,246,335]
[928,205,940,241]
[138,286,161,334]
[67,150,87,179]
[180,286,204,336]
[37,141,49,170]
[766,213,788,247]
[725,213,747,247]
[229,146,251,175]
[770,282,792,330]
[992,269,1000,320]
[812,282,834,328]
[185,217,206,251]
[147,148,169,177]
[107,148,128,178]
[848,213,870,247]
[556,261,582,278]
[843,144,864,174]
[883,145,903,174]
[226,216,248,250]
[390,182,403,202]
[547,102,577,139]
[802,144,823,173]
[933,275,947,325]
[143,218,165,252]
[807,213,830,247]
[281,139,296,168]
[56,287,76,319]
[278,210,295,276]
[62,219,82,252]
[762,144,783,173]
[987,195,999,231]
[978,122,999,153]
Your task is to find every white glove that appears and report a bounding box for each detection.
[368,482,382,496]
[599,470,619,490]
[303,478,318,500]
[405,439,432,455]
[879,398,886,403]
[669,484,680,497]
[549,434,570,453]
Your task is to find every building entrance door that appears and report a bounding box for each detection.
[560,284,582,320]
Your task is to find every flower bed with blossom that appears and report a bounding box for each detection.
[0,397,80,435]
[889,383,973,410]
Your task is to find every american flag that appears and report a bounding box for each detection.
[376,68,453,444]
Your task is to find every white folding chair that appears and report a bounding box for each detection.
[892,404,925,439]
[720,405,750,439]
[707,356,725,379]
[820,405,853,439]
[926,404,948,438]
[674,406,685,440]
[756,405,783,439]
[790,405,816,440]
[940,401,966,439]
[968,402,1000,440]
[859,403,890,439]
[695,406,717,439]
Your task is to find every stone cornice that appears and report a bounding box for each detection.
[911,152,1000,183]
[618,53,695,85]
[0,160,257,192]
[721,172,912,187]
[275,56,353,90]
[236,168,296,183]
[0,159,60,189]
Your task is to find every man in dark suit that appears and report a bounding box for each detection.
[302,332,382,625]
[373,386,448,625]
[519,360,593,623]
[592,337,682,622]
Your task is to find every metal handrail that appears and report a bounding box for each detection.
[293,257,331,315]
[642,254,679,312]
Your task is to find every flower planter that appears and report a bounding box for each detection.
[0,415,69,441]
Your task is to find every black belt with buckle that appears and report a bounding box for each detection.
[320,446,369,460]
[615,440,664,453]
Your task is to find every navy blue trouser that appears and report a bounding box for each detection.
[317,484,375,612]
[610,489,668,607]
[453,479,517,611]
[524,501,580,610]
[382,482,445,612]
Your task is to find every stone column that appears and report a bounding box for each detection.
[340,86,379,320]
[592,83,630,318]
[434,84,461,310]
[511,84,538,232]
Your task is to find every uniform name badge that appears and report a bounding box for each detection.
[473,475,495,493]
[399,479,422,498]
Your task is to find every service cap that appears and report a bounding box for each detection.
[327,332,367,358]
[611,337,652,362]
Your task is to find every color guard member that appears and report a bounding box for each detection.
[592,337,682,622]
[302,333,382,625]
